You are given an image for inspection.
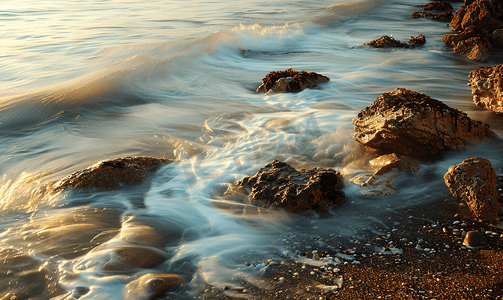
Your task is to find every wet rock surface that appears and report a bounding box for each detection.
[124,273,187,300]
[352,88,493,158]
[468,64,503,113]
[363,34,426,48]
[444,157,500,224]
[233,159,344,213]
[256,68,329,94]
[53,156,171,192]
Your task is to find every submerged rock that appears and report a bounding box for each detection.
[444,157,500,224]
[363,35,426,49]
[352,88,493,158]
[124,273,186,300]
[350,153,420,196]
[233,160,344,213]
[468,64,503,113]
[53,156,170,191]
[256,68,329,94]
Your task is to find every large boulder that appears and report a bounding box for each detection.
[256,68,329,94]
[352,88,493,158]
[444,157,500,223]
[233,160,345,213]
[468,64,503,113]
[449,0,503,33]
[53,156,170,192]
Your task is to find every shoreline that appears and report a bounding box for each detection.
[196,195,503,299]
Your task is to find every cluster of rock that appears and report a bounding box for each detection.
[411,1,453,21]
[443,0,503,61]
[363,34,426,49]
[256,68,329,94]
[468,64,503,113]
[232,159,345,213]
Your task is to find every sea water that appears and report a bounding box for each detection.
[0,0,502,298]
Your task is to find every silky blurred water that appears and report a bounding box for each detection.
[0,0,502,299]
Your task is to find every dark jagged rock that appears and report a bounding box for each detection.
[444,157,500,224]
[449,0,503,33]
[352,88,493,158]
[233,160,344,213]
[468,64,503,113]
[443,0,502,61]
[363,35,426,49]
[443,26,492,61]
[416,1,453,11]
[256,68,329,94]
[53,156,170,192]
[411,11,453,21]
[454,36,492,61]
[442,25,490,46]
[490,29,503,48]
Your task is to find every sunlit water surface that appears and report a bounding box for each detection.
[1,0,502,298]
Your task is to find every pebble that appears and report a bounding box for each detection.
[463,231,488,248]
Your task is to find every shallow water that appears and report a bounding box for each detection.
[0,0,502,298]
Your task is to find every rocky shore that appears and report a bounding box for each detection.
[2,1,503,299]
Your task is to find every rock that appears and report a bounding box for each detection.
[115,246,169,269]
[468,64,503,113]
[416,1,453,11]
[120,215,184,249]
[463,230,489,247]
[124,273,186,300]
[442,25,489,46]
[352,88,493,158]
[453,36,491,62]
[53,156,170,191]
[233,159,345,213]
[411,11,453,21]
[490,29,503,48]
[363,35,426,49]
[449,0,503,33]
[444,157,500,224]
[349,153,421,196]
[256,68,329,93]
